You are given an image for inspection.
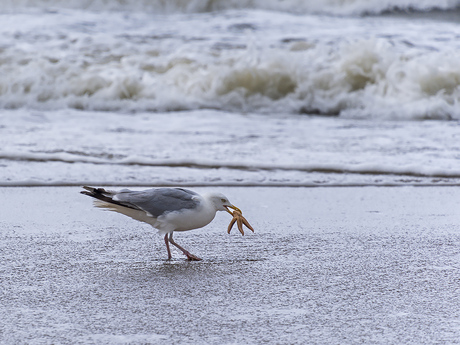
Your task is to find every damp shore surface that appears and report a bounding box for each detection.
[1,186,460,344]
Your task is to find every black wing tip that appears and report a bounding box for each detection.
[80,186,108,195]
[81,186,93,194]
[80,186,114,204]
[80,186,140,211]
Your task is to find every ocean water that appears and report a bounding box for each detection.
[1,0,460,186]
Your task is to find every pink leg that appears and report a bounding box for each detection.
[164,233,172,260]
[169,233,202,261]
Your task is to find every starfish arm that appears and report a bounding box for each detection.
[242,216,254,232]
[237,217,245,236]
[227,217,237,234]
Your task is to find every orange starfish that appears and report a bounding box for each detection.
[227,208,254,236]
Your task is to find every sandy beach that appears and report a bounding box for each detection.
[1,186,460,344]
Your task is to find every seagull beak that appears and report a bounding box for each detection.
[224,205,242,215]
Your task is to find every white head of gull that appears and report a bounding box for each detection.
[81,186,241,261]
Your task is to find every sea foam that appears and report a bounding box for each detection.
[1,34,459,120]
[0,5,460,119]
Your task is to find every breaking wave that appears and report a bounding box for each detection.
[1,38,460,120]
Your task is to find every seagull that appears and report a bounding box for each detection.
[81,186,241,261]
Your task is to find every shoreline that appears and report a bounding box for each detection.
[1,183,460,188]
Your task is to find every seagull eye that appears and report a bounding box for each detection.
[221,198,227,203]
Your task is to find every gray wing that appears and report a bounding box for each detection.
[114,188,201,218]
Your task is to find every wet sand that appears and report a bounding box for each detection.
[1,186,460,344]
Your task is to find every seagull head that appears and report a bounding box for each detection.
[207,193,241,214]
